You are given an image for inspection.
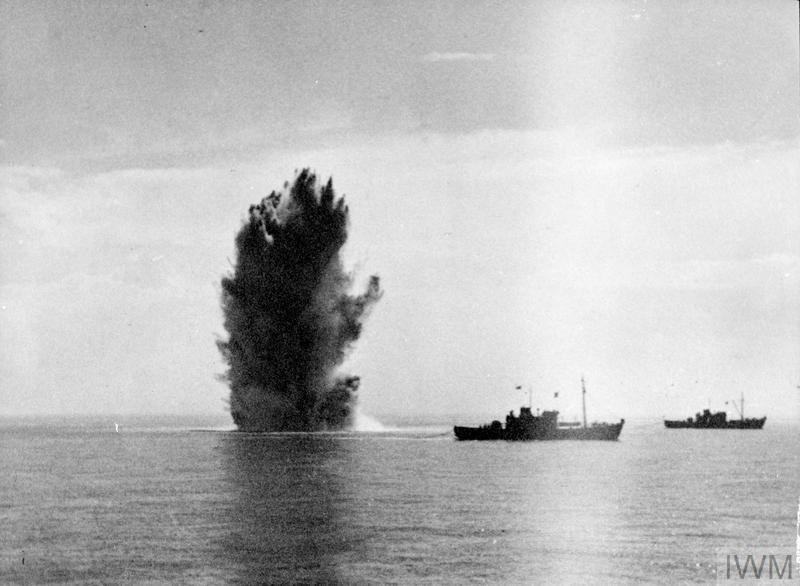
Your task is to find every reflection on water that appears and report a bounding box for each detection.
[217,433,356,584]
[213,426,800,583]
[1,420,797,583]
[217,431,659,582]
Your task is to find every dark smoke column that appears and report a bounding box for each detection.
[217,170,382,431]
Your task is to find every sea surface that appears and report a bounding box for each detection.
[1,415,798,584]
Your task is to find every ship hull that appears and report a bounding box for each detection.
[550,422,624,440]
[453,425,504,441]
[664,417,766,429]
[454,420,624,441]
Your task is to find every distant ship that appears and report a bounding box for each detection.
[664,394,766,429]
[454,377,625,441]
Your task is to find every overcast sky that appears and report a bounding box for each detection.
[2,1,798,421]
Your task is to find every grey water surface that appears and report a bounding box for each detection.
[2,416,797,584]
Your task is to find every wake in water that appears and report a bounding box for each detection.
[217,170,382,432]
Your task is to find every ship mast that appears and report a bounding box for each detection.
[730,394,744,420]
[581,375,587,428]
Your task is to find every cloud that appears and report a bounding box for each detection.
[421,52,495,63]
[0,164,244,287]
[1,130,797,418]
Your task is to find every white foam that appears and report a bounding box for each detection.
[351,408,387,432]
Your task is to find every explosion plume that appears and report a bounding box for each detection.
[217,170,382,431]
